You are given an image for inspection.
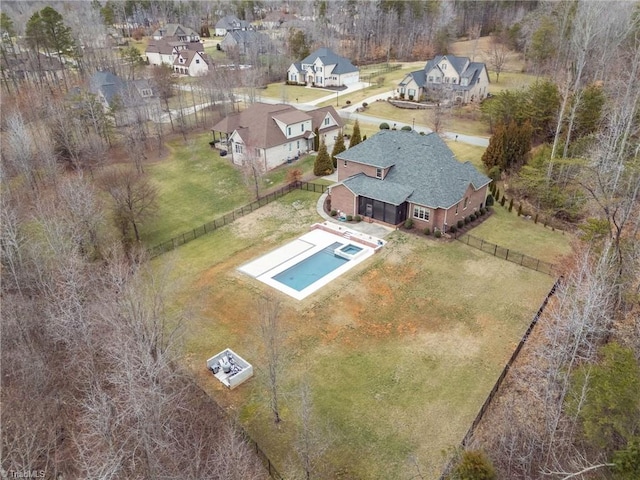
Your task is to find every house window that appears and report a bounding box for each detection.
[441,63,447,70]
[464,197,469,209]
[435,77,441,83]
[255,148,260,156]
[235,144,243,153]
[297,140,300,149]
[289,143,292,151]
[400,87,405,94]
[196,59,200,64]
[344,160,347,167]
[445,77,449,83]
[428,76,433,83]
[413,205,430,221]
[455,203,459,215]
[376,168,382,179]
[324,117,330,126]
[287,127,291,135]
[408,89,416,97]
[301,124,304,132]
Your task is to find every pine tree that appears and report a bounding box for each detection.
[350,120,362,147]
[331,133,345,168]
[314,142,333,176]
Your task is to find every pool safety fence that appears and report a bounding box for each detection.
[456,233,556,276]
[438,277,562,480]
[148,181,328,258]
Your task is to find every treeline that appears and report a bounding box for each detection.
[1,165,268,477]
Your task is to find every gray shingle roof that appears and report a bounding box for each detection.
[299,48,358,74]
[406,54,486,90]
[343,174,415,205]
[337,130,490,209]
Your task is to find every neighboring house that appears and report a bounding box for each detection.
[152,23,200,42]
[220,29,269,55]
[397,54,490,103]
[211,103,344,171]
[88,71,161,126]
[173,50,210,76]
[0,51,65,86]
[146,38,207,76]
[329,130,490,232]
[214,15,251,36]
[287,48,359,87]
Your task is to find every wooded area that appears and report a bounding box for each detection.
[1,1,639,479]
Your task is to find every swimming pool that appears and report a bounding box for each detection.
[273,242,347,291]
[238,227,384,300]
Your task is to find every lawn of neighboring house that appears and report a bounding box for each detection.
[155,191,560,480]
[140,132,252,245]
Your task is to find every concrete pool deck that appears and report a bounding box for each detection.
[238,225,385,301]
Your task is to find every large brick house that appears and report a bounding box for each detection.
[211,103,344,171]
[329,130,490,232]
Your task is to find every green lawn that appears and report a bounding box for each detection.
[446,141,487,170]
[471,205,573,264]
[155,189,562,480]
[258,83,333,103]
[141,132,252,245]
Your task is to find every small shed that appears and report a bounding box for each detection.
[206,348,253,389]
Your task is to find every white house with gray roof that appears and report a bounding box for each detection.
[397,54,489,103]
[288,48,359,87]
[329,130,490,232]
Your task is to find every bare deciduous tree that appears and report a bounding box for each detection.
[259,296,285,424]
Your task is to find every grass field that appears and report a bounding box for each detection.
[360,102,492,137]
[156,189,564,479]
[258,83,334,103]
[470,205,573,264]
[141,132,252,245]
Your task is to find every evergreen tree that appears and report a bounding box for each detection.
[313,127,319,151]
[331,132,346,168]
[482,122,505,171]
[313,142,333,176]
[350,119,362,147]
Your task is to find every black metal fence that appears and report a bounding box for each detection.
[438,277,562,479]
[238,429,285,480]
[456,233,556,276]
[148,181,328,259]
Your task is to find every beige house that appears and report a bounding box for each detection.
[152,23,200,42]
[397,55,490,104]
[329,130,490,232]
[146,38,208,76]
[211,103,344,171]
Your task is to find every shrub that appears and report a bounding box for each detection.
[452,450,496,480]
[353,215,362,222]
[464,217,470,225]
[346,100,351,105]
[434,229,442,238]
[517,204,523,216]
[330,210,337,216]
[449,225,457,234]
[508,198,514,212]
[362,102,368,108]
[488,166,501,181]
[346,214,353,221]
[424,227,431,235]
[457,220,464,228]
[534,213,539,224]
[404,218,414,229]
[286,168,303,183]
[401,125,412,131]
[500,196,506,206]
[481,207,487,215]
[379,122,390,130]
[485,194,494,207]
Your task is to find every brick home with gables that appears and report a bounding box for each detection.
[329,130,490,233]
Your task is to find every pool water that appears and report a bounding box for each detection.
[273,242,348,291]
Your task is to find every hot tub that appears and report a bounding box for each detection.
[334,243,365,260]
